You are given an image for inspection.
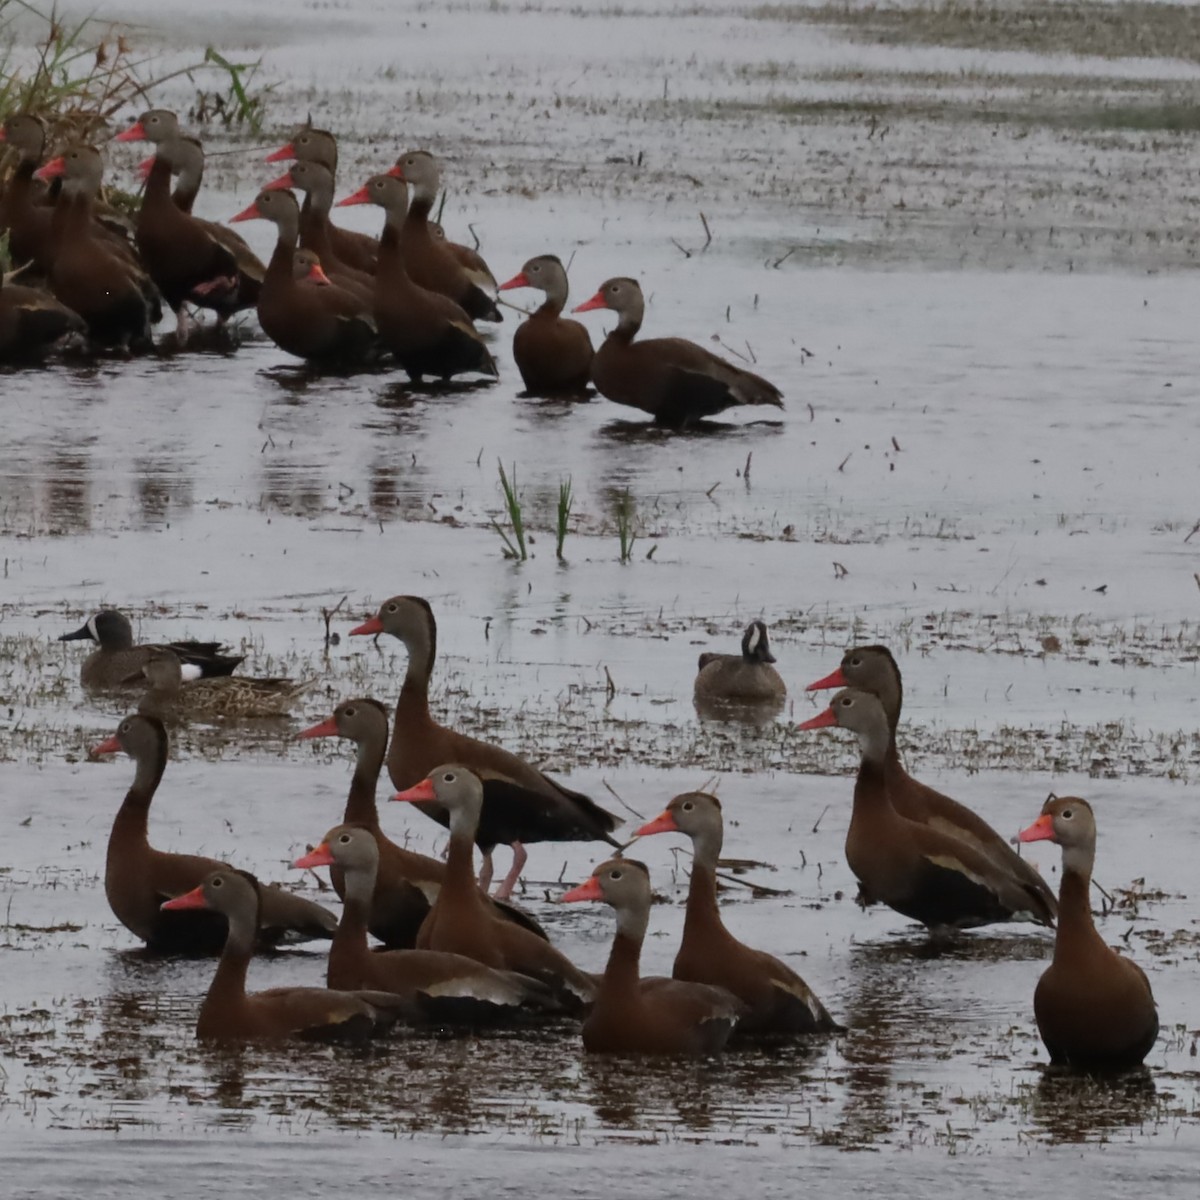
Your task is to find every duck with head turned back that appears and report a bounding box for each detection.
[392,149,502,322]
[36,145,160,349]
[806,645,1056,921]
[574,277,783,426]
[294,824,557,1023]
[694,620,786,708]
[336,172,495,383]
[498,254,593,396]
[430,221,498,295]
[297,698,547,946]
[60,608,243,691]
[394,766,596,1010]
[350,595,620,898]
[799,688,1056,931]
[636,792,840,1036]
[92,714,337,953]
[563,857,746,1054]
[163,869,406,1041]
[230,187,376,365]
[1017,797,1158,1071]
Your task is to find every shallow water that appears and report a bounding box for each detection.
[4,1,1200,1194]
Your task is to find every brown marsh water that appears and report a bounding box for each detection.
[3,1,1200,1195]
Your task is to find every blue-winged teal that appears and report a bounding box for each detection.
[60,609,243,690]
[136,649,309,721]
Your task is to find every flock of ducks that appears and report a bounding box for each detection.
[58,599,1158,1069]
[1,110,784,427]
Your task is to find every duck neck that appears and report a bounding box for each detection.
[444,806,480,893]
[1054,846,1103,961]
[613,297,643,341]
[329,866,374,979]
[602,909,647,995]
[397,621,435,711]
[852,721,893,815]
[142,157,173,213]
[537,272,568,317]
[684,829,724,934]
[343,735,384,830]
[204,903,256,1016]
[378,212,411,284]
[108,745,167,863]
[266,210,300,279]
[408,189,433,224]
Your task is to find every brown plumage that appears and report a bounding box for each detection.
[264,125,379,272]
[636,793,841,1036]
[0,271,85,361]
[230,187,376,365]
[37,146,160,348]
[1,114,57,277]
[296,698,547,946]
[430,221,497,293]
[265,160,374,303]
[694,620,786,707]
[1017,797,1158,1071]
[798,689,1057,931]
[135,648,311,721]
[562,857,745,1054]
[93,715,337,954]
[498,254,593,396]
[805,645,1057,922]
[336,173,495,383]
[163,869,404,1041]
[392,149,502,322]
[394,767,596,1010]
[349,595,620,898]
[574,277,783,426]
[59,608,243,691]
[294,824,557,1023]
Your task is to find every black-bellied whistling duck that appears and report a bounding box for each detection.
[694,620,786,706]
[350,595,620,898]
[1017,797,1158,1071]
[1,114,56,276]
[36,146,160,348]
[635,793,840,1036]
[574,278,783,426]
[264,160,374,303]
[294,824,555,1023]
[59,608,243,690]
[230,187,376,365]
[798,689,1055,931]
[135,648,310,721]
[430,221,497,295]
[93,714,337,953]
[163,870,404,1041]
[498,255,593,396]
[336,173,496,383]
[562,857,745,1054]
[117,117,259,340]
[392,149,502,322]
[0,270,85,361]
[264,124,378,273]
[806,646,1057,920]
[394,767,596,1008]
[296,698,547,945]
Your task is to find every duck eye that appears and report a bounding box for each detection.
[682,802,694,812]
[610,870,622,881]
[338,834,351,844]
[386,603,397,612]
[212,877,223,888]
[1061,808,1074,820]
[849,657,861,667]
[442,772,455,783]
[344,706,355,717]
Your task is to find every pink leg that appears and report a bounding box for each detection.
[477,849,494,893]
[493,842,527,901]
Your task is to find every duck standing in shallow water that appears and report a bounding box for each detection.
[498,254,593,396]
[1017,796,1158,1071]
[574,277,783,426]
[694,619,786,710]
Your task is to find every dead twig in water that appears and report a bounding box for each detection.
[670,238,692,259]
[812,804,830,833]
[771,247,796,269]
[321,595,348,652]
[699,212,712,250]
[603,666,616,700]
[602,778,645,823]
[1184,519,1200,543]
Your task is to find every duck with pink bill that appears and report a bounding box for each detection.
[634,792,841,1036]
[562,857,745,1054]
[804,646,1057,917]
[798,688,1056,932]
[1016,796,1158,1071]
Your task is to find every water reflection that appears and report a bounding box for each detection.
[1028,1067,1159,1144]
[133,456,194,528]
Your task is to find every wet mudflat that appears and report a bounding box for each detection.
[4,0,1200,1195]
